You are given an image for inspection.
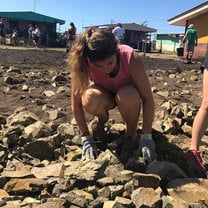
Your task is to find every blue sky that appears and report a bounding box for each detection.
[0,0,206,34]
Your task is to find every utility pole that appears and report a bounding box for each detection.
[34,0,37,12]
[81,19,84,32]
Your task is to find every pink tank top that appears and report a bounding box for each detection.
[89,44,133,93]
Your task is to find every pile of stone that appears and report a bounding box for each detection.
[0,105,208,208]
[0,60,208,207]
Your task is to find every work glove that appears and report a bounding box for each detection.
[138,134,156,165]
[81,135,98,160]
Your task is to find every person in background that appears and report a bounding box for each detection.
[112,22,125,44]
[32,24,41,47]
[177,34,184,62]
[69,27,155,164]
[184,53,208,178]
[66,22,76,53]
[183,24,198,64]
[11,29,18,45]
[28,24,34,38]
[0,18,6,45]
[27,24,34,46]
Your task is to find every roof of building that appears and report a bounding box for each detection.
[87,23,157,33]
[168,1,208,26]
[0,11,65,25]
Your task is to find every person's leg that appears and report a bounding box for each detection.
[186,45,195,63]
[184,69,208,175]
[115,84,141,141]
[66,39,69,53]
[82,85,115,123]
[2,34,5,45]
[82,85,115,138]
[33,37,36,47]
[185,45,188,61]
[37,37,41,47]
[68,40,72,52]
[191,69,208,150]
[0,32,3,44]
[186,45,191,63]
[115,84,141,163]
[189,51,193,62]
[71,40,75,48]
[29,37,33,47]
[189,45,195,63]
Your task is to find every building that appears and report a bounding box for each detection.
[156,33,184,53]
[168,1,208,59]
[86,23,157,51]
[0,11,65,47]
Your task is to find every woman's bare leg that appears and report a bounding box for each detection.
[190,69,208,150]
[82,85,115,123]
[115,85,141,140]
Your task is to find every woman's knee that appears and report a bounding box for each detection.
[115,85,141,106]
[82,88,101,109]
[82,87,115,112]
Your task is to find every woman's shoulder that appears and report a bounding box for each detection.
[118,45,135,69]
[118,44,134,52]
[118,45,134,60]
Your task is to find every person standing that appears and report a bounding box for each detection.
[11,29,18,45]
[184,54,208,178]
[177,34,184,62]
[69,27,155,164]
[0,18,6,45]
[32,25,41,47]
[183,24,198,64]
[66,22,76,53]
[27,24,34,47]
[28,24,34,37]
[112,23,125,44]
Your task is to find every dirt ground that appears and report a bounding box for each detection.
[0,44,208,206]
[0,46,201,121]
[0,47,71,122]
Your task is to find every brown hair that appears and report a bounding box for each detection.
[69,27,118,94]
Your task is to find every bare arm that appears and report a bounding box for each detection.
[129,51,154,133]
[195,32,198,46]
[71,91,90,136]
[182,32,187,43]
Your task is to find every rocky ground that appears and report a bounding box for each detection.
[0,46,208,208]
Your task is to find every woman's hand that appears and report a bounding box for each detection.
[81,135,98,160]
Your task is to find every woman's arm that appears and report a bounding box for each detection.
[129,51,154,133]
[71,92,90,136]
[71,89,98,161]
